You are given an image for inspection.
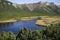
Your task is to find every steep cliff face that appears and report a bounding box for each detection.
[15,2,41,11]
[15,2,60,15]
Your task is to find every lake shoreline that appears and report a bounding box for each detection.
[0,16,40,23]
[0,19,17,23]
[0,16,60,25]
[36,16,60,26]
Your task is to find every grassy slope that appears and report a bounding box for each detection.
[0,4,60,20]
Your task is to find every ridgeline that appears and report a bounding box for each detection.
[0,0,60,20]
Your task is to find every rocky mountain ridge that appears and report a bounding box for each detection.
[13,2,60,11]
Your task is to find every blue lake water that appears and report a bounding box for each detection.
[0,18,45,34]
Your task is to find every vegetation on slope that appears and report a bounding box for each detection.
[0,0,60,20]
[0,31,16,40]
[16,23,60,40]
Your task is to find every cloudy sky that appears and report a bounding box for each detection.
[8,0,60,5]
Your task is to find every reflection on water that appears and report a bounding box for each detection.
[0,18,45,34]
[0,23,14,27]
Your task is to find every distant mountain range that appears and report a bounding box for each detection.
[0,1,60,20]
[12,2,60,16]
[13,2,60,11]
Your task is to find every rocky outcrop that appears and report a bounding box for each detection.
[13,2,55,11]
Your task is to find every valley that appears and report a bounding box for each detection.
[0,1,60,21]
[0,0,60,40]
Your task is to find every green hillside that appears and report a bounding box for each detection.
[0,0,60,20]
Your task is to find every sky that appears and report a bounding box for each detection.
[8,0,60,5]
